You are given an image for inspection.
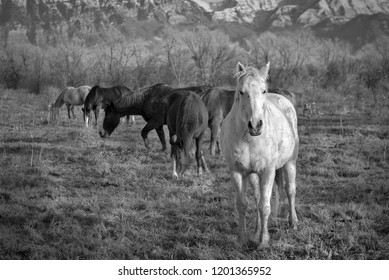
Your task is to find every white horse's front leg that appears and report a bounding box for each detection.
[258,167,276,248]
[231,171,248,245]
[249,173,261,242]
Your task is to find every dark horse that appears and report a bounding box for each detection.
[82,85,133,127]
[167,90,209,179]
[100,83,175,151]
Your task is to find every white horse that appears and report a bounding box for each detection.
[221,62,299,248]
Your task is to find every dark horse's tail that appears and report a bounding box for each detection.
[177,93,207,159]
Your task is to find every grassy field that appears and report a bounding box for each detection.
[0,88,388,260]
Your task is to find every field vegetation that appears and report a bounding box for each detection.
[0,26,388,259]
[0,88,388,259]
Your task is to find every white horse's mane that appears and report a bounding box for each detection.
[233,66,264,82]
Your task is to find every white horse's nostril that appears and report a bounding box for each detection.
[258,120,263,129]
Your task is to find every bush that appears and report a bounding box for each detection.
[0,45,29,89]
[322,61,346,89]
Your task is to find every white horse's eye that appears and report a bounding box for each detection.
[239,91,244,95]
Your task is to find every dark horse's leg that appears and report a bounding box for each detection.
[94,107,100,126]
[155,125,167,151]
[216,120,223,154]
[195,133,208,175]
[71,105,76,118]
[209,119,215,155]
[66,104,71,119]
[141,119,166,151]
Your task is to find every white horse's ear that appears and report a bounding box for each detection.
[236,62,245,74]
[171,135,177,143]
[258,61,270,79]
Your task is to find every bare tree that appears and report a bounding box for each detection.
[248,32,277,69]
[273,29,316,71]
[164,35,192,87]
[27,47,47,94]
[182,28,236,85]
[26,0,39,45]
[318,38,351,67]
[0,0,15,47]
[47,43,91,88]
[131,43,151,89]
[94,37,136,86]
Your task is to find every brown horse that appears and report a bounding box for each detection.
[49,86,91,121]
[167,90,209,179]
[99,83,175,151]
[221,62,299,248]
[269,88,297,107]
[198,87,235,155]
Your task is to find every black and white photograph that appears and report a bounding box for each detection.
[0,0,388,268]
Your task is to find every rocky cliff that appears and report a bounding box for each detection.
[2,0,389,47]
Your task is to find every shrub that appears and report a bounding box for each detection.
[0,45,29,89]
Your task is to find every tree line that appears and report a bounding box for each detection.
[0,25,388,116]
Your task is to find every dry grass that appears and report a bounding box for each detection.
[0,88,388,259]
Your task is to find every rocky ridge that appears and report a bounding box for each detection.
[2,0,389,47]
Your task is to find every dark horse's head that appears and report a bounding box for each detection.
[99,104,121,138]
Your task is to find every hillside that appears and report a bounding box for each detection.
[1,0,389,48]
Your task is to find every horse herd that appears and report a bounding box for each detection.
[49,63,299,248]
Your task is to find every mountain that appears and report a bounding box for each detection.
[2,0,389,48]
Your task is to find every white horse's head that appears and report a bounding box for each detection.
[234,62,270,136]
